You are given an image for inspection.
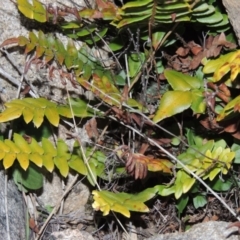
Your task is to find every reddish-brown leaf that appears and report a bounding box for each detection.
[0,37,19,48]
[85,118,99,140]
[176,47,190,57]
[218,83,230,97]
[187,41,202,56]
[171,13,176,22]
[29,218,39,233]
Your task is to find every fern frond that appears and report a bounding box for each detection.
[112,0,229,31]
[1,31,145,110]
[1,30,100,79]
[0,133,52,171]
[17,0,47,23]
[0,98,94,128]
[0,133,113,184]
[16,0,114,43]
[92,187,158,217]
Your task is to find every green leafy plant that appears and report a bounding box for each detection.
[153,70,205,123]
[157,130,235,212]
[1,0,240,231]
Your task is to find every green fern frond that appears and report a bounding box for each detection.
[92,187,158,217]
[17,0,47,23]
[0,98,94,128]
[178,138,235,181]
[112,0,229,30]
[0,134,109,181]
[1,31,145,110]
[1,30,101,79]
[0,133,53,171]
[16,0,112,43]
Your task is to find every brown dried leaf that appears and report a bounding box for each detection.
[206,46,222,58]
[176,47,189,57]
[210,215,219,221]
[234,103,240,112]
[0,37,19,48]
[123,152,147,179]
[124,152,172,179]
[231,130,240,139]
[171,13,176,22]
[121,85,129,103]
[29,218,39,233]
[129,113,141,126]
[205,35,214,49]
[21,85,31,95]
[85,118,99,140]
[224,122,238,133]
[171,60,182,71]
[216,91,230,103]
[151,138,172,145]
[189,54,203,70]
[200,116,222,131]
[187,41,202,56]
[214,32,237,49]
[139,143,149,155]
[188,212,206,223]
[179,56,191,65]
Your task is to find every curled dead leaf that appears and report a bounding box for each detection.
[121,147,172,179]
[187,41,202,56]
[176,47,190,57]
[85,118,99,140]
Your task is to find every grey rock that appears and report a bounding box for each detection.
[222,0,240,46]
[145,221,239,240]
[0,171,25,240]
[50,229,95,240]
[38,172,90,215]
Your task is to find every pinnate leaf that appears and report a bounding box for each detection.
[17,0,47,23]
[32,107,45,128]
[92,187,157,217]
[17,153,30,170]
[0,98,93,128]
[68,155,88,176]
[44,107,60,127]
[0,108,22,122]
[54,140,70,177]
[174,170,195,199]
[54,156,69,177]
[14,134,31,154]
[78,74,145,110]
[3,152,16,169]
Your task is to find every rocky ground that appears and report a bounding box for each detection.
[0,0,240,240]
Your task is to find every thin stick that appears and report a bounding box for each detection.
[0,67,37,98]
[0,49,39,98]
[95,32,122,70]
